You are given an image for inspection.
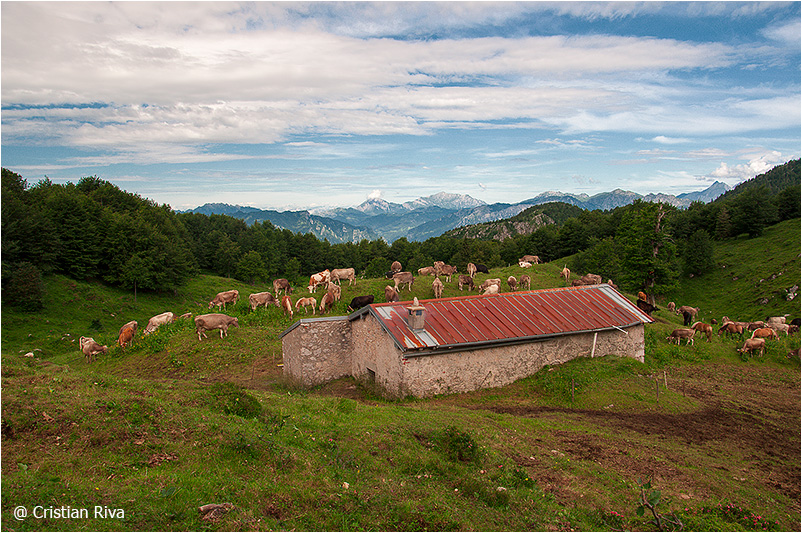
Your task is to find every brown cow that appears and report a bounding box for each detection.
[677,305,699,318]
[751,327,779,341]
[718,322,743,339]
[439,265,458,282]
[330,268,356,286]
[519,274,531,291]
[307,270,331,293]
[432,277,444,299]
[327,282,342,302]
[209,290,239,310]
[273,278,293,296]
[691,321,713,342]
[194,313,239,341]
[467,262,477,278]
[145,311,175,334]
[390,261,402,273]
[295,297,317,315]
[118,324,136,348]
[393,272,414,291]
[519,255,540,264]
[559,266,570,285]
[458,275,475,291]
[507,276,518,291]
[80,336,108,363]
[249,291,280,311]
[418,266,436,276]
[667,328,695,346]
[737,337,765,357]
[282,295,294,318]
[384,285,399,303]
[478,278,501,292]
[666,302,676,313]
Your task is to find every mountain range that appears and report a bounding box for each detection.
[183,182,730,244]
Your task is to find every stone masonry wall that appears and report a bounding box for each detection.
[281,318,352,387]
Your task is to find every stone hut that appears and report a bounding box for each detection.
[280,284,653,398]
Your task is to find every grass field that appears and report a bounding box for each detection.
[2,220,800,531]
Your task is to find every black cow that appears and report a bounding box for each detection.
[384,271,396,279]
[636,298,659,317]
[347,295,375,312]
[474,263,490,274]
[682,310,693,326]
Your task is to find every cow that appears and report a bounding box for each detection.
[478,279,501,292]
[393,272,414,291]
[80,336,108,363]
[273,278,293,296]
[308,269,331,293]
[418,266,436,276]
[519,261,533,268]
[281,295,293,318]
[520,274,531,291]
[606,279,618,290]
[638,291,648,302]
[458,274,475,291]
[482,284,500,296]
[330,268,356,286]
[118,324,136,348]
[433,261,446,276]
[636,299,659,317]
[432,277,444,299]
[467,262,477,278]
[384,270,397,279]
[766,316,788,326]
[295,297,317,315]
[117,320,138,348]
[682,311,693,327]
[770,322,792,336]
[667,328,695,346]
[178,312,193,320]
[474,263,490,274]
[507,276,518,291]
[209,290,239,311]
[319,292,335,314]
[746,321,766,331]
[194,313,239,341]
[677,306,699,319]
[384,285,399,303]
[145,311,175,335]
[390,261,402,273]
[751,327,779,341]
[666,302,676,313]
[249,291,279,311]
[519,255,540,264]
[439,265,458,282]
[737,337,766,357]
[327,282,342,302]
[559,266,570,285]
[347,295,374,312]
[691,322,713,342]
[581,273,602,285]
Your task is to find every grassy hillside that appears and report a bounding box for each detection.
[2,220,800,531]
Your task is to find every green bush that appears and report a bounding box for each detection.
[209,381,263,419]
[437,425,481,463]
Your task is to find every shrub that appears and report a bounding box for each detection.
[437,425,481,463]
[209,382,262,419]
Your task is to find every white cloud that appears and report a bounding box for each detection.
[708,151,787,183]
[367,189,383,200]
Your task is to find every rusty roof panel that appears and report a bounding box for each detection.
[361,284,653,353]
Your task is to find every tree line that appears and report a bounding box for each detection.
[2,159,798,310]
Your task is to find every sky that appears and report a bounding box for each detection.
[2,1,800,212]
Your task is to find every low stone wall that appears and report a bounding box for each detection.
[281,317,351,387]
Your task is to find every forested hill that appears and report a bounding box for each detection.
[2,160,799,312]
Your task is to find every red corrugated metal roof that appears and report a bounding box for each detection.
[354,284,654,353]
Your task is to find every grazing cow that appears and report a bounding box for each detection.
[770,322,792,336]
[432,277,444,298]
[518,261,532,268]
[737,337,765,357]
[295,297,317,315]
[439,265,458,282]
[458,275,475,291]
[578,273,602,286]
[791,318,801,328]
[751,327,779,341]
[507,276,518,291]
[766,316,787,326]
[384,285,399,303]
[478,279,502,292]
[718,322,744,339]
[249,291,279,311]
[194,314,239,341]
[209,290,239,310]
[319,292,335,314]
[273,278,293,296]
[606,279,618,290]
[390,261,402,273]
[667,302,676,313]
[677,306,699,319]
[482,284,500,296]
[118,324,136,348]
[667,328,695,346]
[330,268,356,286]
[474,263,490,275]
[682,311,694,327]
[433,261,446,276]
[691,322,713,342]
[746,321,766,331]
[519,255,540,264]
[347,295,374,312]
[559,266,570,285]
[520,274,531,291]
[636,299,659,317]
[327,282,342,302]
[79,336,108,363]
[145,312,175,335]
[281,295,293,318]
[467,262,477,278]
[308,269,331,293]
[393,272,415,291]
[418,266,437,276]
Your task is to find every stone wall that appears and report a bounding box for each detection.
[281,317,352,387]
[349,314,406,396]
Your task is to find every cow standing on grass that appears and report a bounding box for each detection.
[194,314,239,341]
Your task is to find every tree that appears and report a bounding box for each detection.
[730,185,777,238]
[3,262,45,311]
[616,202,679,299]
[236,251,266,284]
[681,229,715,277]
